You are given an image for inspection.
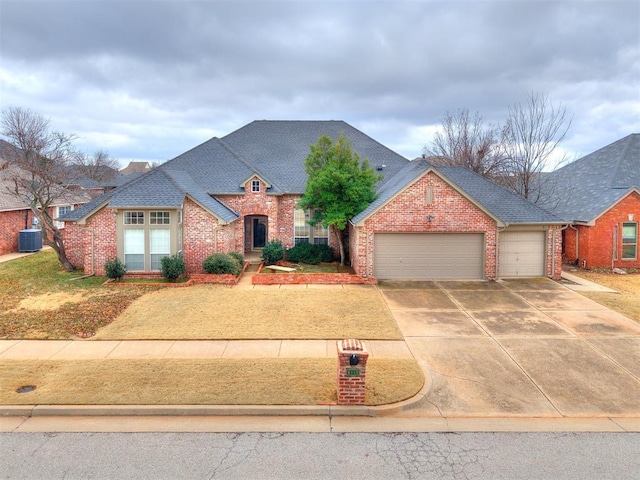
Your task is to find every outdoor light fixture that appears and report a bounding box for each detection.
[426,215,435,223]
[349,354,360,366]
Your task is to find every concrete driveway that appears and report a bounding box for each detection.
[378,278,640,418]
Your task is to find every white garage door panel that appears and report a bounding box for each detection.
[499,231,545,277]
[374,233,484,280]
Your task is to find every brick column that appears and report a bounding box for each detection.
[337,339,369,405]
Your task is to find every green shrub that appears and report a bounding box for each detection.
[160,254,186,282]
[202,253,242,276]
[228,251,245,266]
[287,242,334,264]
[261,240,284,265]
[104,257,126,280]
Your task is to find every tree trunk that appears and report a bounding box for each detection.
[37,210,77,272]
[334,226,345,266]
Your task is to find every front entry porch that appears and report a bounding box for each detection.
[244,215,268,253]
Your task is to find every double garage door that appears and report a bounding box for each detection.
[374,233,484,280]
[373,231,547,280]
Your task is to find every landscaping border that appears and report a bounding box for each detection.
[253,264,377,285]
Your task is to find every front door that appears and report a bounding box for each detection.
[253,218,266,248]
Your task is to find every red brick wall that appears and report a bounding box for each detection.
[221,184,340,256]
[566,191,640,268]
[354,172,499,279]
[277,195,299,249]
[63,208,117,275]
[182,198,228,273]
[0,209,34,255]
[547,226,563,280]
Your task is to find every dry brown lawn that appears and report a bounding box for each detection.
[568,270,640,324]
[94,285,403,340]
[0,358,424,406]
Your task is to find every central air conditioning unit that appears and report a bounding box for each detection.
[18,229,43,252]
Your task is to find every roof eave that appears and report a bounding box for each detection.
[66,199,111,225]
[184,194,238,225]
[585,187,640,226]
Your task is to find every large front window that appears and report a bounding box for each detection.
[124,229,145,271]
[150,229,170,270]
[622,222,637,259]
[121,210,175,272]
[294,209,329,245]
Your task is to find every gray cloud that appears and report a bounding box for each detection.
[1,0,638,164]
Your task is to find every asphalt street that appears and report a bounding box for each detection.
[1,432,639,479]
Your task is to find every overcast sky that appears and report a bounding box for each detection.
[1,0,638,168]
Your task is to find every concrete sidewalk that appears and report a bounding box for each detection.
[0,339,411,360]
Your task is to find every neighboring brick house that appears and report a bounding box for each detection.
[540,134,640,269]
[61,120,564,280]
[0,141,87,256]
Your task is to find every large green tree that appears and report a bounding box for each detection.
[298,134,381,266]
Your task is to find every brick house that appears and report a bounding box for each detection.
[541,134,640,269]
[0,140,87,256]
[61,120,564,280]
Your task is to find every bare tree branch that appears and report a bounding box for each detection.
[72,149,120,183]
[498,92,573,203]
[1,107,81,271]
[425,109,505,178]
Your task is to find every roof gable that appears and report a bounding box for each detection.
[541,134,640,222]
[353,160,562,226]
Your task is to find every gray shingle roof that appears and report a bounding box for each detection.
[164,169,238,223]
[437,166,563,224]
[108,168,185,208]
[540,134,640,222]
[219,120,408,193]
[66,120,410,222]
[59,194,111,221]
[352,160,563,225]
[102,172,145,188]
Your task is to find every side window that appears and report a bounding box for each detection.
[150,211,170,225]
[294,208,328,245]
[124,211,144,225]
[622,222,638,259]
[294,209,310,244]
[55,205,72,229]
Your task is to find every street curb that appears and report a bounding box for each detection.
[0,395,430,418]
[0,374,431,418]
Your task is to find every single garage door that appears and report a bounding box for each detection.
[499,231,545,277]
[374,233,484,280]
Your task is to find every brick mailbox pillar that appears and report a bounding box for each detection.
[337,338,369,405]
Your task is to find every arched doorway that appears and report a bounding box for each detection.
[245,215,268,252]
